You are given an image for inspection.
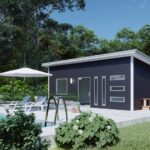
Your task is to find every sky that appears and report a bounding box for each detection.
[51,0,150,39]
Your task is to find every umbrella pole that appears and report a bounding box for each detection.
[23,77,26,83]
[23,78,26,97]
[44,71,50,127]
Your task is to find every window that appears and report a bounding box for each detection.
[102,76,106,106]
[94,77,98,105]
[56,78,68,95]
[110,96,125,103]
[110,75,125,81]
[110,86,125,92]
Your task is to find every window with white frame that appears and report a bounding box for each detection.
[110,96,125,103]
[102,76,106,106]
[94,77,98,105]
[110,75,125,81]
[110,86,125,92]
[56,78,68,95]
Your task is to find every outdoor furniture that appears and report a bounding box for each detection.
[8,95,31,109]
[26,96,47,111]
[142,98,150,110]
[0,67,52,77]
[0,67,52,110]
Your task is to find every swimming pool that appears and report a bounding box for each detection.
[0,113,54,127]
[0,113,6,120]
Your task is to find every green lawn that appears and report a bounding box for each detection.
[99,122,150,150]
[52,122,150,150]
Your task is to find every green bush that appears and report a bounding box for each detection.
[63,95,78,101]
[0,79,48,101]
[0,111,49,150]
[55,112,120,150]
[0,80,31,101]
[51,93,78,101]
[35,83,48,96]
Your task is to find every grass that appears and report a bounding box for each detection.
[99,122,150,150]
[52,122,150,150]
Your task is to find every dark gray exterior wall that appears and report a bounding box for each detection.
[49,57,131,110]
[134,58,150,110]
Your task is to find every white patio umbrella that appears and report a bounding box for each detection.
[0,67,53,125]
[0,67,52,77]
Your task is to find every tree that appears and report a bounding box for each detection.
[60,25,100,57]
[70,25,100,56]
[39,19,74,61]
[116,28,136,42]
[0,23,15,71]
[0,0,86,71]
[39,24,101,60]
[98,28,139,53]
[138,24,150,55]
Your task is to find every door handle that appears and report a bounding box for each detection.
[88,92,91,97]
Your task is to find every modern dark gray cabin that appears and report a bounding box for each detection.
[42,49,150,111]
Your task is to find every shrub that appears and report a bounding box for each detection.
[35,83,48,96]
[63,95,78,101]
[51,93,78,101]
[0,80,31,101]
[0,80,48,101]
[55,112,120,150]
[0,111,49,150]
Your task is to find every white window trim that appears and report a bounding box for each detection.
[56,78,68,95]
[110,96,125,103]
[102,76,106,106]
[110,75,125,81]
[94,76,98,105]
[130,57,134,111]
[110,86,125,92]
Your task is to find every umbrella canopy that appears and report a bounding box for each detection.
[0,67,52,77]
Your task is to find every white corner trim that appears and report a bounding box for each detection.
[130,57,134,111]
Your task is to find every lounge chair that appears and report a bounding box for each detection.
[8,96,31,108]
[26,96,47,112]
[8,96,31,112]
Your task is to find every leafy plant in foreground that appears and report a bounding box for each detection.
[0,111,49,150]
[55,112,120,150]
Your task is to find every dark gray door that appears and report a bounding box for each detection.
[78,77,90,104]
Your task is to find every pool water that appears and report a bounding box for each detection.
[0,113,6,120]
[36,120,55,127]
[0,114,53,127]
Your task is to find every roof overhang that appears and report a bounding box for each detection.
[42,49,150,67]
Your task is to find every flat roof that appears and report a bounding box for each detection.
[42,49,150,67]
